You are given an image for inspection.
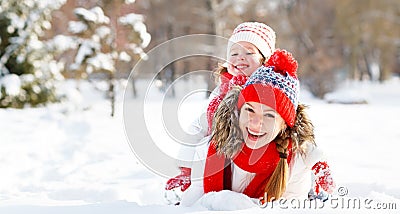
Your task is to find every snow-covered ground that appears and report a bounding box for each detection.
[0,77,399,213]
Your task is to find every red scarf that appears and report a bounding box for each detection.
[203,140,292,198]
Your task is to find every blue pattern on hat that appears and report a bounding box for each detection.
[244,66,299,109]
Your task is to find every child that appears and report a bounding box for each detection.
[165,22,277,192]
[180,49,335,206]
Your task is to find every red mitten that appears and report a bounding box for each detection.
[165,167,192,191]
[219,72,233,95]
[312,161,336,195]
[229,74,248,90]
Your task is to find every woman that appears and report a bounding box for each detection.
[180,49,335,206]
[166,22,277,192]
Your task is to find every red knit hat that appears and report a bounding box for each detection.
[237,49,299,127]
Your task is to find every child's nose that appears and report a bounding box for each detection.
[235,53,245,60]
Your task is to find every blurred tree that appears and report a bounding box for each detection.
[48,0,399,100]
[0,0,67,108]
[65,0,150,115]
[278,0,343,98]
[272,0,399,98]
[135,0,278,97]
[335,0,400,82]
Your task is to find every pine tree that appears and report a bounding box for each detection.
[0,0,67,108]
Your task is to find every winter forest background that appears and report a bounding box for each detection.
[1,0,400,213]
[1,0,399,108]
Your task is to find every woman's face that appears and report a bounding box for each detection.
[239,102,286,149]
[227,41,264,77]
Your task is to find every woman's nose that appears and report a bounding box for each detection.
[249,114,263,129]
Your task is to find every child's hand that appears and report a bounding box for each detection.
[165,167,192,191]
[229,74,248,90]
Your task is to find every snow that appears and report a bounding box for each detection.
[95,26,111,39]
[8,13,25,32]
[0,77,399,213]
[38,0,67,10]
[65,4,150,77]
[47,35,77,53]
[74,7,110,25]
[125,0,136,4]
[70,40,97,71]
[119,13,151,48]
[0,0,66,105]
[28,35,43,50]
[87,53,115,72]
[0,74,21,96]
[68,21,88,34]
[119,51,131,62]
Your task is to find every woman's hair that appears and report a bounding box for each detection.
[211,88,316,201]
[211,86,243,157]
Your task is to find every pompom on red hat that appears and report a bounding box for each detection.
[237,49,299,127]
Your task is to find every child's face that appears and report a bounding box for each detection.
[239,102,286,149]
[227,41,264,77]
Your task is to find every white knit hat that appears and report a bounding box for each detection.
[226,22,276,61]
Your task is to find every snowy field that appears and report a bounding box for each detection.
[1,77,399,213]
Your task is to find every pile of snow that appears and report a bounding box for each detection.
[323,78,400,105]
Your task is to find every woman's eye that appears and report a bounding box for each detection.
[245,107,254,113]
[231,53,238,56]
[246,52,255,55]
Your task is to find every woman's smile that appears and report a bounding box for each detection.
[246,127,266,141]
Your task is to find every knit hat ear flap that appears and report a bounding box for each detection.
[211,86,243,158]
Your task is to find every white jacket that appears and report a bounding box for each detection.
[175,87,220,168]
[180,138,324,206]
